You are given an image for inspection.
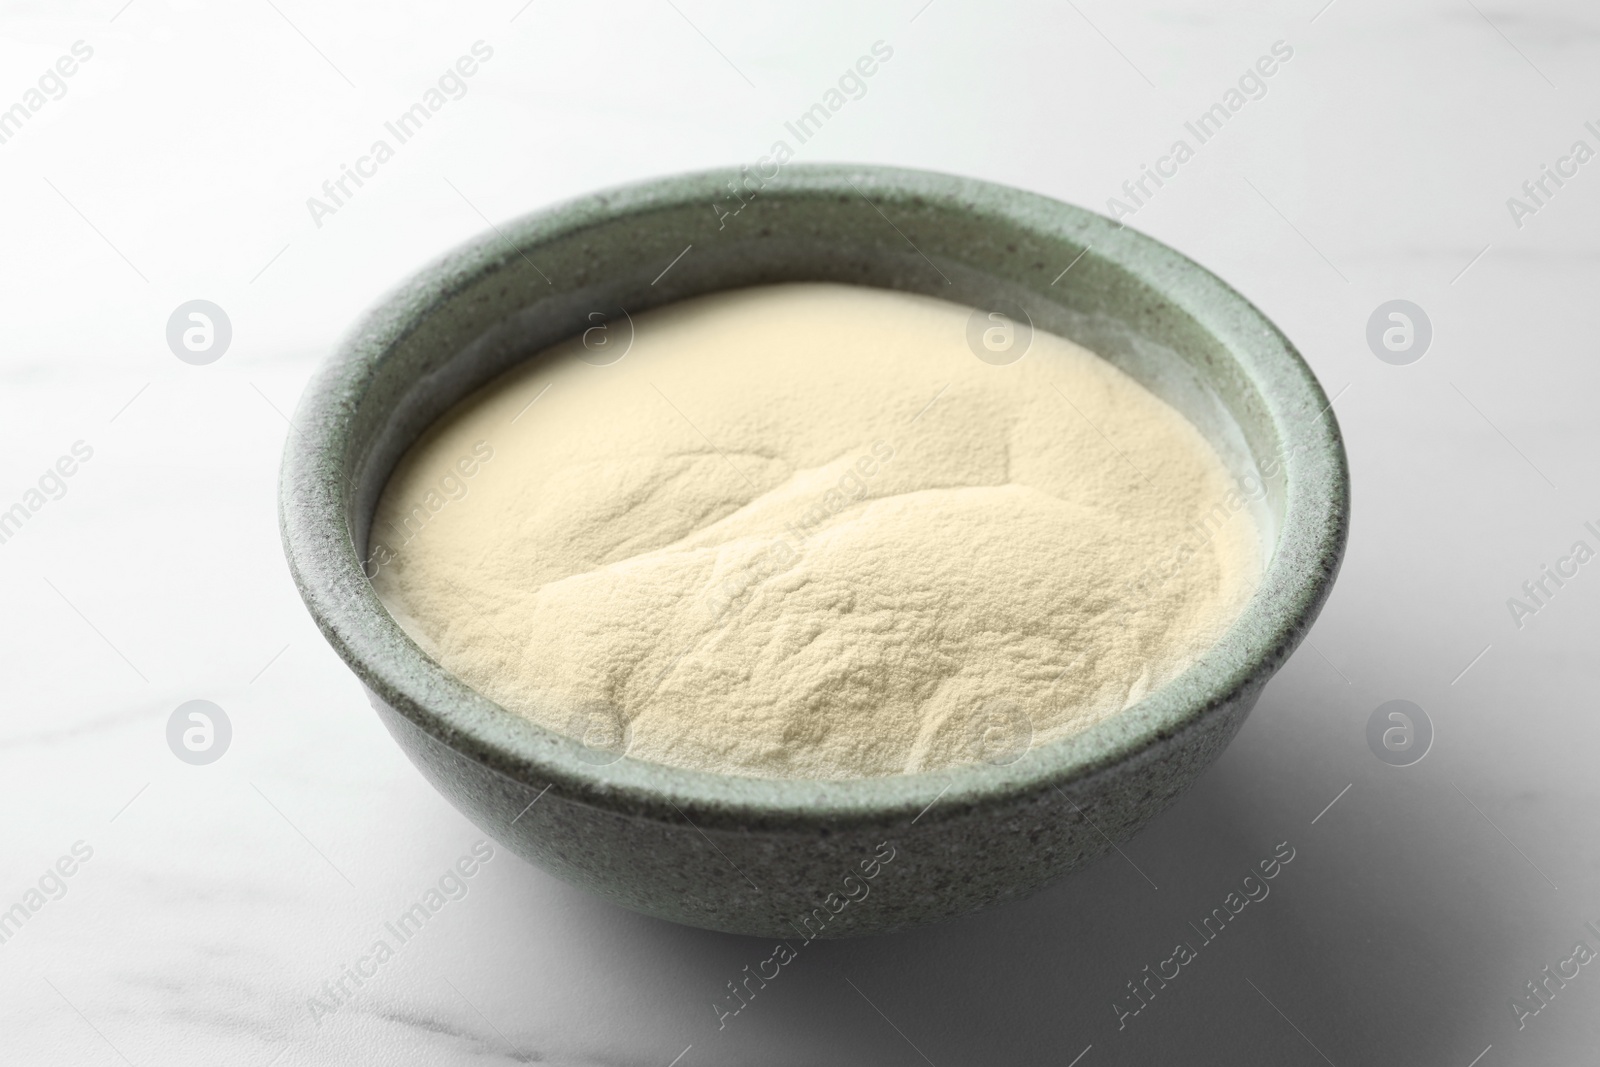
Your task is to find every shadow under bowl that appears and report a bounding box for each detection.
[278,164,1349,938]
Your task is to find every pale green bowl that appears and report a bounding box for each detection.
[279,164,1348,938]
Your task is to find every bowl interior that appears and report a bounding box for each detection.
[287,164,1345,826]
[347,193,1287,568]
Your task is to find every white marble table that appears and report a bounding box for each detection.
[2,1,1597,1063]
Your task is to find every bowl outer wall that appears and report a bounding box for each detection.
[278,164,1348,936]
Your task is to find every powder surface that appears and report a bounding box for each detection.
[370,283,1261,780]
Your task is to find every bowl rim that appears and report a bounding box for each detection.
[279,163,1349,831]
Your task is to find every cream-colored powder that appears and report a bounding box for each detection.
[370,283,1261,780]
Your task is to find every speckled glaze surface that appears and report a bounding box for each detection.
[278,164,1348,939]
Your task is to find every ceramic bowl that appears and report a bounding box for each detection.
[278,164,1348,938]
